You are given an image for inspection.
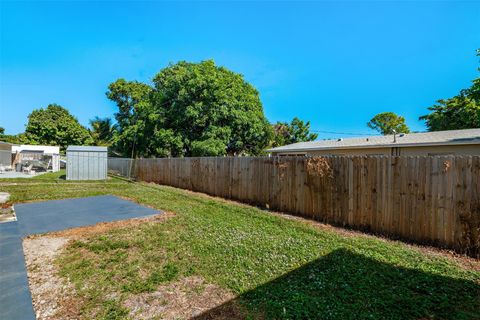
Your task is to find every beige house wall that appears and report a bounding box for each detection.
[398,144,480,156]
[272,144,480,157]
[0,144,12,151]
[0,143,12,166]
[271,147,391,156]
[308,147,391,156]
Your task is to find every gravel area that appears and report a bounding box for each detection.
[23,236,76,320]
[124,276,236,319]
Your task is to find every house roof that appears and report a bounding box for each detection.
[67,146,108,152]
[267,128,480,153]
[0,141,18,147]
[12,145,60,154]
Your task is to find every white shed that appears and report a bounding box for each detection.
[66,146,108,180]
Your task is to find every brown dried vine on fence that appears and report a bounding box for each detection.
[442,160,451,173]
[191,159,200,169]
[275,161,289,179]
[458,203,480,258]
[305,157,333,178]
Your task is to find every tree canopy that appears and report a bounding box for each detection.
[0,126,27,144]
[271,117,318,147]
[25,104,93,151]
[367,112,410,135]
[106,79,153,157]
[107,60,272,157]
[420,49,480,131]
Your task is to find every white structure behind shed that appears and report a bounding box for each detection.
[12,145,61,172]
[66,146,107,180]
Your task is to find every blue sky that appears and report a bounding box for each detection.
[1,1,479,139]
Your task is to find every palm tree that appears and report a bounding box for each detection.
[89,117,116,146]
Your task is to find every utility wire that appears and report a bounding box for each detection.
[310,130,373,136]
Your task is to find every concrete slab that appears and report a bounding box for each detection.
[0,195,160,320]
[0,172,46,179]
[14,195,159,236]
[0,222,35,320]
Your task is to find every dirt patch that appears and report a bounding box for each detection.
[23,236,81,320]
[44,213,173,239]
[123,276,240,320]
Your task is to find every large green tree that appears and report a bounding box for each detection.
[25,104,93,151]
[420,49,480,131]
[367,112,410,135]
[271,117,318,147]
[106,79,154,157]
[107,60,272,157]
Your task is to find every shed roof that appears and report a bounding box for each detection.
[267,128,480,153]
[67,146,108,152]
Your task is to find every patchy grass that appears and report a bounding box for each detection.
[0,169,117,183]
[2,178,480,319]
[0,169,66,183]
[30,169,67,180]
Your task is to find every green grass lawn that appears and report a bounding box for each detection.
[30,170,67,180]
[2,173,479,319]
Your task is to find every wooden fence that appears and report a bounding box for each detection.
[110,156,480,257]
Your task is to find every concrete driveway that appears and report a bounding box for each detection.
[0,195,160,320]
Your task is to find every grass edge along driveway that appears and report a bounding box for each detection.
[2,172,480,319]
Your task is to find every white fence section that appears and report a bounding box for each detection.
[108,157,135,178]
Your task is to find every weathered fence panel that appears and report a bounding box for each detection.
[109,155,480,257]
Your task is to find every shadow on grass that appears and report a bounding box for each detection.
[193,249,480,320]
